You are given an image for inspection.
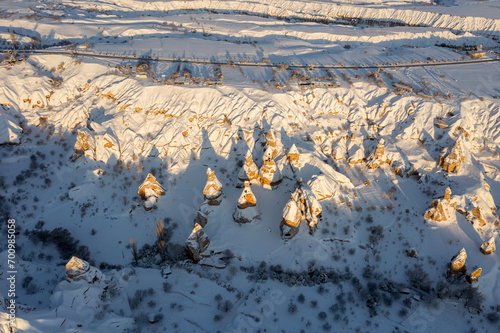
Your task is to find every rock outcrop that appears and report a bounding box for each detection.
[186,223,210,262]
[287,144,301,168]
[259,152,282,189]
[449,248,467,274]
[203,168,223,205]
[265,130,279,158]
[480,237,496,255]
[366,138,390,169]
[466,268,482,283]
[280,187,322,239]
[238,151,259,184]
[424,187,456,222]
[66,256,104,283]
[194,204,210,227]
[438,137,465,173]
[467,207,487,227]
[303,191,322,231]
[72,130,96,160]
[280,196,302,240]
[233,181,260,223]
[137,174,166,211]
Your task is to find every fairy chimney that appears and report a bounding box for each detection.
[265,130,279,158]
[288,144,300,166]
[238,181,257,209]
[138,174,166,211]
[466,268,482,283]
[280,195,303,240]
[238,151,259,183]
[66,256,103,283]
[444,187,451,201]
[233,182,260,224]
[366,138,389,169]
[449,248,467,274]
[438,137,465,173]
[259,153,282,189]
[185,223,210,262]
[138,174,166,200]
[304,193,322,231]
[203,168,223,205]
[480,237,495,255]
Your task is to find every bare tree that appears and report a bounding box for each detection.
[155,219,166,261]
[130,238,139,264]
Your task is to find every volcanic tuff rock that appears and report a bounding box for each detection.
[438,136,465,173]
[138,173,166,211]
[425,187,456,222]
[466,268,482,283]
[366,138,390,169]
[233,181,260,223]
[66,256,104,283]
[259,152,282,189]
[203,167,224,205]
[280,186,322,239]
[449,248,467,274]
[480,237,496,255]
[287,144,301,168]
[238,150,260,184]
[265,130,279,158]
[186,223,210,262]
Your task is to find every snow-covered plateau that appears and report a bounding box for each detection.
[0,0,500,332]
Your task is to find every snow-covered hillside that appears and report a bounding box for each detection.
[0,0,499,332]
